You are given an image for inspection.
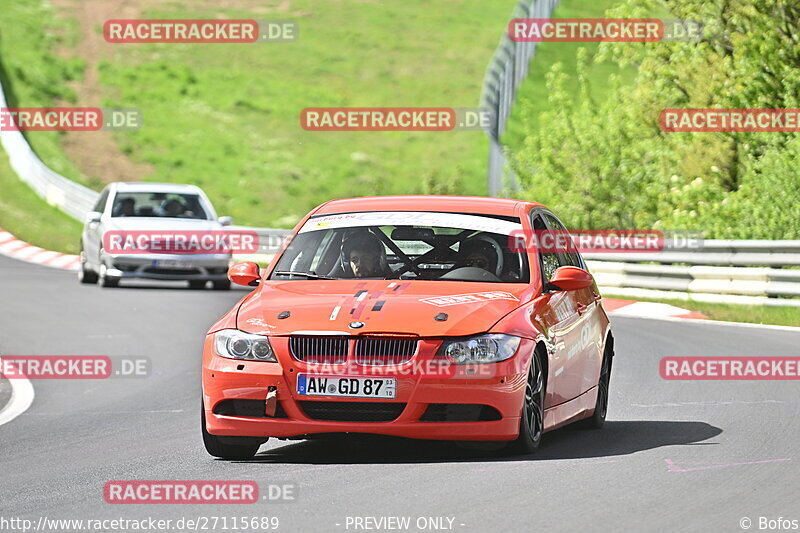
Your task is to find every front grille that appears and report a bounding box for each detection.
[355,337,418,365]
[142,267,200,276]
[213,399,288,418]
[299,401,405,422]
[419,404,502,422]
[289,336,348,364]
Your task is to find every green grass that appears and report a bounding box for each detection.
[0,0,89,184]
[0,147,82,254]
[91,1,518,227]
[502,0,640,149]
[0,0,519,249]
[604,293,800,327]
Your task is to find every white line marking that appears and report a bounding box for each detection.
[329,305,341,321]
[0,358,35,427]
[554,367,564,376]
[613,314,800,332]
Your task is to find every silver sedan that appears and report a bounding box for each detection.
[79,182,235,289]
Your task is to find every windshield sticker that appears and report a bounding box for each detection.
[419,291,519,307]
[300,211,522,235]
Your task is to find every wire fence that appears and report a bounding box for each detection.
[480,0,560,196]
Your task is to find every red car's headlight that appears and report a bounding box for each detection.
[213,329,277,362]
[437,334,521,364]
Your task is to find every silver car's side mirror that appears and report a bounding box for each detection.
[218,216,233,226]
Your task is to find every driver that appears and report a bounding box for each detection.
[117,197,136,216]
[341,231,389,278]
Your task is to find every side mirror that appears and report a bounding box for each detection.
[86,212,102,225]
[228,261,260,287]
[545,266,593,292]
[218,216,233,227]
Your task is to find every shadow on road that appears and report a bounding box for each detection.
[231,420,722,465]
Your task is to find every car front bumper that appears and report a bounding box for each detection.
[202,336,535,441]
[106,254,230,281]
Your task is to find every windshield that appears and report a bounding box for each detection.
[270,211,529,283]
[111,192,210,220]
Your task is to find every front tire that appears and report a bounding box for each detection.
[78,249,98,284]
[577,341,613,429]
[188,280,207,290]
[98,263,119,288]
[212,280,231,290]
[201,406,263,459]
[513,350,545,453]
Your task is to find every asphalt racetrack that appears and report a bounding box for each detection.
[1,254,798,532]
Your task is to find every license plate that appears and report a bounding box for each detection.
[154,259,194,269]
[297,374,396,399]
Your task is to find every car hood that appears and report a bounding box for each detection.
[236,279,533,337]
[105,217,221,231]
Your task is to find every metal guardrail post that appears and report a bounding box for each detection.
[479,0,562,196]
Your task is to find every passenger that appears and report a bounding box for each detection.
[161,199,186,217]
[459,238,498,274]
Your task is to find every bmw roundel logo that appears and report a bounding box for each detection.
[349,321,365,329]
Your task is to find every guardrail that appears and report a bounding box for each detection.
[584,241,800,307]
[480,0,560,196]
[3,43,799,307]
[229,226,290,264]
[0,78,99,221]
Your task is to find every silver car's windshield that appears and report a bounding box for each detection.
[111,192,210,220]
[271,211,529,283]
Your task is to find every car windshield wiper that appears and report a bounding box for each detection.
[273,270,334,280]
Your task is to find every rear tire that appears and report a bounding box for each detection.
[201,406,263,459]
[212,280,231,291]
[512,350,545,454]
[78,250,98,284]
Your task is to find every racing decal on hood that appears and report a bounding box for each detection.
[419,291,520,307]
[330,282,410,322]
[245,317,274,328]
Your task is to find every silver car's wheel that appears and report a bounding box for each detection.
[78,249,98,284]
[98,263,119,288]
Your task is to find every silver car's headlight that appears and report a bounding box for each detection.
[214,329,277,362]
[438,334,521,364]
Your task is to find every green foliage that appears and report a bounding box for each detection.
[92,1,513,227]
[511,0,800,238]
